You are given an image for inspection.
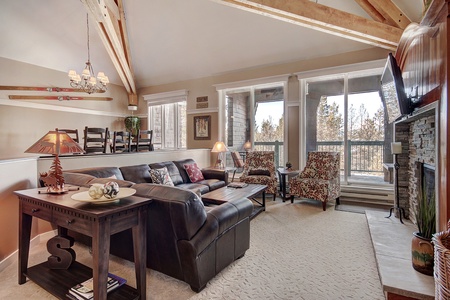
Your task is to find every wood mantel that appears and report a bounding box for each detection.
[394,0,449,231]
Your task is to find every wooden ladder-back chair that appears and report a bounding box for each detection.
[55,128,79,143]
[135,129,154,151]
[231,151,245,182]
[289,151,341,211]
[239,150,278,200]
[83,126,109,154]
[110,131,131,153]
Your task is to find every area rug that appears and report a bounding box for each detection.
[0,200,384,300]
[335,201,390,214]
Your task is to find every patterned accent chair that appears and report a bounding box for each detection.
[239,151,278,200]
[289,151,341,211]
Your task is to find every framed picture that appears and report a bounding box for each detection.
[194,115,211,140]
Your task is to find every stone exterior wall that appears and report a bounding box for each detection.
[226,92,250,166]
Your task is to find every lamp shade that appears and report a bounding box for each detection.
[25,130,84,155]
[25,130,84,193]
[128,105,138,111]
[243,140,252,151]
[391,142,402,154]
[211,141,228,153]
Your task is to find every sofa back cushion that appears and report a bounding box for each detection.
[132,183,207,240]
[149,161,183,185]
[64,167,124,180]
[63,172,97,187]
[119,164,151,183]
[173,158,197,183]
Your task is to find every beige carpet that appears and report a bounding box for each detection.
[0,199,384,300]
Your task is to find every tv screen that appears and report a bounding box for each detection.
[380,53,411,123]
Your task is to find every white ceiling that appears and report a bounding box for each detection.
[0,0,423,88]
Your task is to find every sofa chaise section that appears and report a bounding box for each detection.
[62,159,251,292]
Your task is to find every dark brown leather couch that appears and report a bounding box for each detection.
[63,159,254,292]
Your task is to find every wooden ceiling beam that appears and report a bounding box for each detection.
[211,0,403,50]
[361,0,412,29]
[82,0,136,94]
[353,0,387,23]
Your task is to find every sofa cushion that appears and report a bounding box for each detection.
[173,159,197,183]
[119,164,151,183]
[184,163,204,183]
[65,167,124,180]
[176,183,210,195]
[196,179,226,191]
[63,172,96,187]
[156,167,174,186]
[149,161,183,185]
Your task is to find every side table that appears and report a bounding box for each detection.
[15,188,150,300]
[277,168,300,202]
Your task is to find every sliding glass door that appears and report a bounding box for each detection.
[304,71,391,185]
[223,84,286,168]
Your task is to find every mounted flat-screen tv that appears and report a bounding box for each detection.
[380,53,412,123]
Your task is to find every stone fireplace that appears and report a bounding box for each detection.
[393,102,438,223]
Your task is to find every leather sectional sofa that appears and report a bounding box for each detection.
[62,158,254,292]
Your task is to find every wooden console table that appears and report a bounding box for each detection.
[15,188,150,300]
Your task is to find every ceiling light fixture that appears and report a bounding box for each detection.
[68,13,109,94]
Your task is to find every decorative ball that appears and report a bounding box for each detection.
[88,184,105,199]
[103,181,120,199]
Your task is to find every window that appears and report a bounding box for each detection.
[144,90,187,150]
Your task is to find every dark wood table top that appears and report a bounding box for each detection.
[201,183,266,204]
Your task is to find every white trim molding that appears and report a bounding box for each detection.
[187,108,219,115]
[143,89,189,105]
[213,74,291,91]
[295,59,385,80]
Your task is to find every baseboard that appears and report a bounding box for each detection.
[0,229,57,273]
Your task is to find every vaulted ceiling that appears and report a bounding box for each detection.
[1,0,423,92]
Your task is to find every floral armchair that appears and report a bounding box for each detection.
[289,151,341,211]
[239,151,278,200]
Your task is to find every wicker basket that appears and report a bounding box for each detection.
[433,229,450,299]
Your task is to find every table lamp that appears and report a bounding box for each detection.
[243,140,252,152]
[211,141,229,169]
[25,130,85,193]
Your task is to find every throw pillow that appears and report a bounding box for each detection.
[149,169,163,184]
[248,169,271,176]
[184,163,204,183]
[156,167,174,186]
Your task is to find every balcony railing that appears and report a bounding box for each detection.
[318,140,385,176]
[254,141,284,168]
[252,140,385,177]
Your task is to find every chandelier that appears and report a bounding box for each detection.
[68,14,109,94]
